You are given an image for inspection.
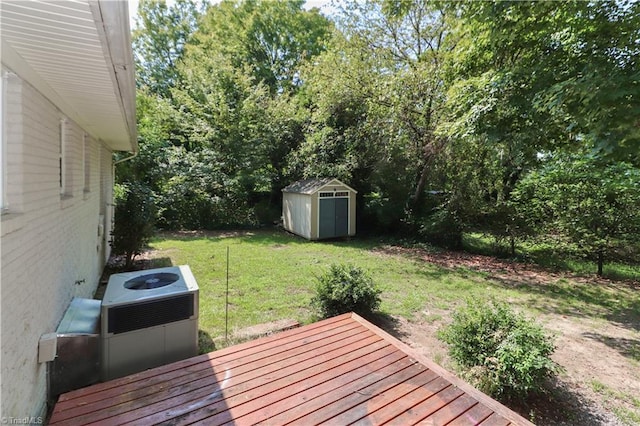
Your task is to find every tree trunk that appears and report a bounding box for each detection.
[597,249,604,276]
[125,251,135,271]
[411,159,431,212]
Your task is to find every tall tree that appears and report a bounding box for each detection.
[337,0,454,212]
[447,1,640,163]
[430,1,640,247]
[513,157,640,275]
[133,0,204,97]
[131,0,332,227]
[293,0,456,230]
[192,0,332,94]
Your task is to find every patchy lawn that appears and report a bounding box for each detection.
[139,229,639,425]
[384,247,640,426]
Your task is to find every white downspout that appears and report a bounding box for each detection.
[114,149,138,165]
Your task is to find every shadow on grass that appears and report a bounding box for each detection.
[155,228,318,247]
[139,256,173,269]
[464,233,640,282]
[365,311,409,341]
[104,255,174,273]
[155,228,393,250]
[582,332,640,362]
[494,277,640,332]
[507,378,616,426]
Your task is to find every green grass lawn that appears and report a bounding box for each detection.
[144,229,640,424]
[148,230,526,342]
[147,229,640,344]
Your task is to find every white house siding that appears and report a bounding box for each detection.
[0,72,113,418]
[283,192,312,239]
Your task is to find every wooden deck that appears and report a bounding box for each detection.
[49,313,534,425]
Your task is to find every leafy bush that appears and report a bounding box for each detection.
[439,300,559,400]
[418,207,464,250]
[111,182,156,269]
[311,264,382,318]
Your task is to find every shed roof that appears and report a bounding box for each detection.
[1,0,137,152]
[50,313,533,425]
[282,178,356,194]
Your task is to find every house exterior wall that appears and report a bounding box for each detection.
[282,192,312,240]
[0,71,113,418]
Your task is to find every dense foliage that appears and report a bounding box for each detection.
[513,157,640,275]
[311,264,382,318]
[440,300,560,400]
[121,0,640,274]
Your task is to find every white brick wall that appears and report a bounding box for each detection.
[1,72,114,418]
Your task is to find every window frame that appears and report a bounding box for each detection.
[83,132,90,194]
[1,70,6,211]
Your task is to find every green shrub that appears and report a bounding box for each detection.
[418,208,464,250]
[311,264,382,318]
[439,300,559,400]
[111,182,156,269]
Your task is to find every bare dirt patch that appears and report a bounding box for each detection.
[378,247,640,425]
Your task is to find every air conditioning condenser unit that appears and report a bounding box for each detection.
[101,265,199,380]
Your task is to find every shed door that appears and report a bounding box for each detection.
[319,198,349,239]
[335,198,349,236]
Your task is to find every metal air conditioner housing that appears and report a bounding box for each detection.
[101,265,199,380]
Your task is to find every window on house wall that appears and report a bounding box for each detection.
[83,133,90,193]
[59,118,73,197]
[1,70,24,216]
[59,119,64,193]
[1,70,6,211]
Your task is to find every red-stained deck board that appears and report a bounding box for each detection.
[133,336,391,426]
[50,313,533,426]
[56,314,352,404]
[159,345,398,425]
[424,393,482,425]
[448,402,495,426]
[480,412,513,426]
[269,360,435,426]
[368,382,464,426]
[300,369,443,426]
[74,332,384,426]
[327,375,449,426]
[50,319,368,423]
[236,351,416,426]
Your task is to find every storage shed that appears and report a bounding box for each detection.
[282,178,357,240]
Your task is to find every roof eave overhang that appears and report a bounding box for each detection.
[0,0,137,153]
[316,178,358,194]
[89,0,137,153]
[282,178,358,195]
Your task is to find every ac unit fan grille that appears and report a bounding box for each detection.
[107,294,194,334]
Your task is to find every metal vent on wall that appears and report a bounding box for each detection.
[107,294,194,334]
